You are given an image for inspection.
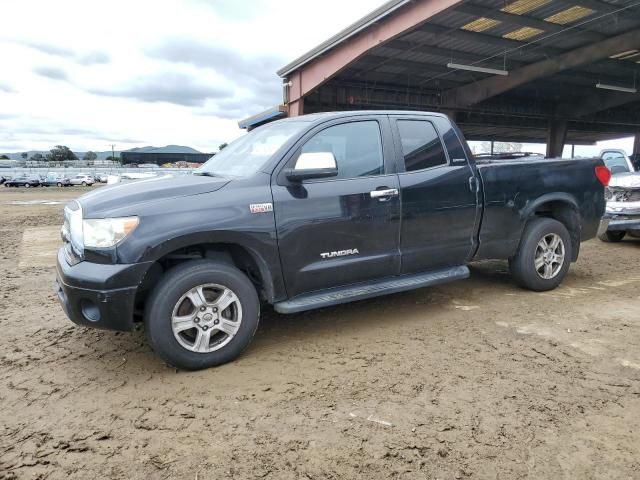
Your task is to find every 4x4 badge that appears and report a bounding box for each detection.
[250,203,273,214]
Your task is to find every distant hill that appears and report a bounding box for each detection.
[1,145,204,161]
[125,145,203,154]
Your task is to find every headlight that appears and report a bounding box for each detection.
[83,217,139,248]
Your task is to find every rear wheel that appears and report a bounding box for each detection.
[598,230,626,242]
[81,181,87,186]
[24,183,30,188]
[144,260,260,370]
[509,217,572,292]
[57,182,63,187]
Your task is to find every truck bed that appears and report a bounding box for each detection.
[473,157,605,261]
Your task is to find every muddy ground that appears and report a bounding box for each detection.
[0,186,639,480]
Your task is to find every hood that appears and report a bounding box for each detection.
[77,174,230,216]
[610,172,640,190]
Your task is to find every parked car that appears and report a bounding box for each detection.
[56,111,607,370]
[69,174,95,186]
[0,176,5,184]
[599,172,640,242]
[41,174,71,187]
[4,175,40,187]
[96,174,109,183]
[600,149,635,174]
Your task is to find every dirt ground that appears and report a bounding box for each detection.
[1,186,639,480]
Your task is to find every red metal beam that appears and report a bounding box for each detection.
[442,28,640,109]
[285,0,462,116]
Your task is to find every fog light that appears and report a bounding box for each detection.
[80,299,101,322]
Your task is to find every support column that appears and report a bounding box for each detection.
[546,119,568,158]
[632,133,640,170]
[287,98,304,117]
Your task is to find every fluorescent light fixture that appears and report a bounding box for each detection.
[596,82,637,94]
[447,63,509,76]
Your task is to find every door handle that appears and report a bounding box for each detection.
[370,188,399,199]
[468,176,479,193]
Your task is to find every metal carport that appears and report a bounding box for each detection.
[242,0,640,157]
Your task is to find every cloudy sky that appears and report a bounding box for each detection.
[0,0,634,156]
[0,0,382,153]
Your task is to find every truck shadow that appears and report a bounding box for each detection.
[252,260,515,348]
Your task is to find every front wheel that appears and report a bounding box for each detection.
[81,181,87,186]
[57,182,62,187]
[509,217,572,292]
[145,260,260,370]
[598,231,625,243]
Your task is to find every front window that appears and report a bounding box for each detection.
[299,121,384,179]
[197,120,307,178]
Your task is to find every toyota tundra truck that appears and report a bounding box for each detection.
[56,111,608,370]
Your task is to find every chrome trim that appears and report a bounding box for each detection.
[370,188,399,199]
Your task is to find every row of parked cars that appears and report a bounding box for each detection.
[1,173,107,188]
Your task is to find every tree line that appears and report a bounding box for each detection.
[0,146,119,163]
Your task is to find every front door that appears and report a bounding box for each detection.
[391,115,480,274]
[272,117,401,298]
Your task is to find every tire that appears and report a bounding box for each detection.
[24,183,30,188]
[598,230,626,242]
[57,182,62,187]
[509,217,572,292]
[81,181,87,186]
[144,260,260,370]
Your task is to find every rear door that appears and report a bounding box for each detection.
[272,116,401,298]
[391,115,480,274]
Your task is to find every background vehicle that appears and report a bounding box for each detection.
[5,175,40,187]
[41,174,71,187]
[600,149,635,174]
[0,176,5,184]
[56,111,607,370]
[599,172,640,242]
[96,174,109,183]
[69,174,95,186]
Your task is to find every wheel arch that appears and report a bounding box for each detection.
[522,193,581,261]
[133,232,283,311]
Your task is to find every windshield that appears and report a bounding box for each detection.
[197,121,307,177]
[602,152,631,174]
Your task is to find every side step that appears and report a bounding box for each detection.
[274,265,470,314]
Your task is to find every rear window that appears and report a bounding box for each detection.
[397,120,447,172]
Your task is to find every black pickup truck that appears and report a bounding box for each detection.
[56,111,608,370]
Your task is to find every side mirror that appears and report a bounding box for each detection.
[285,152,338,182]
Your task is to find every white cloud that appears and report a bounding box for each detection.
[0,0,382,152]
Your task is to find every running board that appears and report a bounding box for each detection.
[274,265,470,314]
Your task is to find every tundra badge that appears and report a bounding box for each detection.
[320,249,360,259]
[250,203,273,214]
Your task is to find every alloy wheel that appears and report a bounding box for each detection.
[534,233,565,280]
[171,284,242,353]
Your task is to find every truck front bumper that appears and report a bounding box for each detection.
[55,248,152,332]
[602,213,640,232]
